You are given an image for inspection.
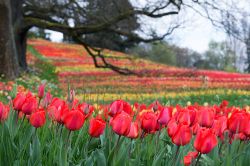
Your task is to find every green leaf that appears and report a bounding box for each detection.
[94,149,106,166]
[152,145,168,166]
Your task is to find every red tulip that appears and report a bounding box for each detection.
[167,119,178,137]
[149,100,163,112]
[171,124,192,146]
[220,100,229,108]
[176,108,196,126]
[0,102,9,122]
[197,107,215,128]
[110,111,132,136]
[109,100,132,117]
[141,112,157,133]
[227,111,245,134]
[64,110,85,131]
[191,123,200,135]
[126,121,139,139]
[157,107,171,126]
[47,98,66,123]
[240,113,250,136]
[43,92,52,107]
[89,117,106,137]
[38,83,46,99]
[13,92,26,111]
[78,103,94,119]
[21,94,38,115]
[194,128,218,154]
[30,109,46,128]
[184,151,199,166]
[230,133,247,142]
[212,115,227,137]
[109,100,124,116]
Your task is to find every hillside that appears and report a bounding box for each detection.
[27,39,250,103]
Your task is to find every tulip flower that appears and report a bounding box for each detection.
[88,117,106,137]
[78,103,94,119]
[227,111,245,134]
[126,121,139,139]
[230,132,247,142]
[109,100,123,116]
[220,100,229,108]
[167,119,178,137]
[64,110,85,131]
[197,107,215,128]
[141,112,157,133]
[194,128,218,154]
[110,111,132,136]
[43,92,53,107]
[38,83,46,99]
[0,102,9,122]
[157,107,171,126]
[239,114,250,136]
[176,108,196,126]
[47,98,66,123]
[109,100,133,117]
[148,100,163,112]
[171,123,192,146]
[30,109,46,128]
[212,115,227,137]
[13,92,26,111]
[21,94,38,115]
[183,151,199,166]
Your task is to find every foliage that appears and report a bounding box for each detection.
[196,41,237,72]
[1,86,250,165]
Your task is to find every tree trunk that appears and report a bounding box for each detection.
[11,0,29,71]
[0,0,19,79]
[246,31,250,73]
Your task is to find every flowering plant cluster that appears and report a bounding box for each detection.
[1,83,250,165]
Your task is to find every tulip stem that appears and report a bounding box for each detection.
[172,146,180,166]
[156,127,161,153]
[38,98,41,108]
[20,115,26,127]
[66,130,72,148]
[195,153,202,166]
[128,139,133,158]
[15,111,19,124]
[115,135,121,152]
[140,131,145,140]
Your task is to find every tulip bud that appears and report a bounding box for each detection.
[43,92,53,108]
[38,83,46,99]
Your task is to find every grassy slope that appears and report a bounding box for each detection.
[26,39,250,105]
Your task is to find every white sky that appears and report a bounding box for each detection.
[47,20,226,54]
[47,1,231,54]
[171,17,227,53]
